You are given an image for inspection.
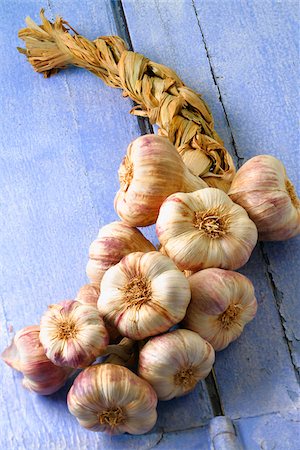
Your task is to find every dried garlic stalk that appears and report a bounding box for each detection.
[18,10,235,191]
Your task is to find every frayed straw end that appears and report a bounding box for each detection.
[17,9,72,77]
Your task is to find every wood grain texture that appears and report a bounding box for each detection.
[122,0,300,420]
[0,1,213,448]
[235,410,300,450]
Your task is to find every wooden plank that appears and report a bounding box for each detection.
[154,426,210,449]
[235,410,300,450]
[122,0,300,419]
[0,1,214,448]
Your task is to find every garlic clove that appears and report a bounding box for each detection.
[156,188,258,271]
[67,363,157,434]
[138,329,215,400]
[40,300,109,368]
[98,251,191,340]
[1,325,73,395]
[86,221,156,285]
[183,268,258,351]
[228,155,300,241]
[114,134,207,227]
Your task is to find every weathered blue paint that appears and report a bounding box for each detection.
[0,0,299,449]
[235,410,300,450]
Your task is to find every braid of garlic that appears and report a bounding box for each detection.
[18,9,235,191]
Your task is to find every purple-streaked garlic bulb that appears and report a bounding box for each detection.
[1,325,73,395]
[98,251,191,340]
[114,134,207,227]
[68,363,157,434]
[86,221,155,285]
[156,188,258,271]
[183,268,258,350]
[138,329,215,400]
[228,155,300,240]
[40,300,109,368]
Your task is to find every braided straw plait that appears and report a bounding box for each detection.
[18,10,235,191]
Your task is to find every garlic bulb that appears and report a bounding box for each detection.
[76,283,100,306]
[138,329,215,400]
[40,300,109,368]
[86,221,155,285]
[68,363,157,434]
[114,134,207,226]
[156,188,258,271]
[183,268,257,350]
[228,155,300,240]
[98,251,191,339]
[1,326,73,395]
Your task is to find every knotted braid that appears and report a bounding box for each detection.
[18,10,235,191]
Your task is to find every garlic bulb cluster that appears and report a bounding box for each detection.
[228,155,300,241]
[138,329,215,400]
[68,363,157,434]
[156,188,258,271]
[98,251,191,339]
[114,134,207,226]
[183,269,257,350]
[86,221,155,285]
[1,326,73,395]
[40,300,109,368]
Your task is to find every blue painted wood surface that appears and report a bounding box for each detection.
[0,1,299,449]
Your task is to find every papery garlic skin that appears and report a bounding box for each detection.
[86,221,155,284]
[228,155,300,240]
[183,269,257,351]
[76,284,120,343]
[138,329,215,400]
[67,363,157,434]
[114,134,207,226]
[40,300,109,368]
[156,188,258,271]
[1,326,73,395]
[76,284,100,306]
[98,251,191,340]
